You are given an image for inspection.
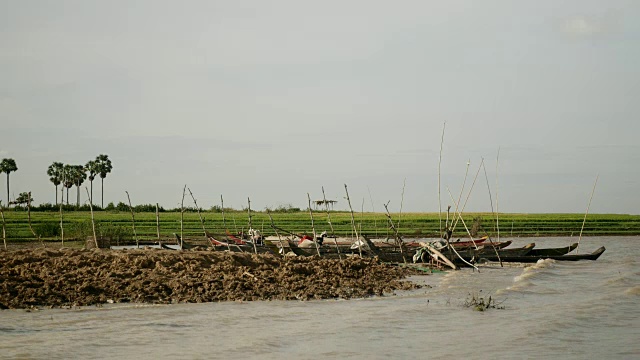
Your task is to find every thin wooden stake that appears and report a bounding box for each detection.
[180,185,186,250]
[220,195,231,251]
[188,187,208,239]
[446,187,491,268]
[397,178,406,233]
[344,184,362,257]
[450,158,484,241]
[220,195,227,230]
[383,201,407,263]
[0,201,6,251]
[26,192,45,248]
[267,210,286,256]
[360,197,365,240]
[322,186,341,260]
[125,191,139,248]
[438,121,446,237]
[247,197,257,254]
[307,193,321,256]
[367,186,378,238]
[576,175,599,254]
[481,160,503,267]
[85,187,98,249]
[156,203,160,241]
[59,190,64,247]
[496,147,501,243]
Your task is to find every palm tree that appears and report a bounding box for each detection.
[94,154,113,208]
[62,164,74,205]
[47,162,65,205]
[71,165,86,208]
[0,158,18,206]
[85,160,99,207]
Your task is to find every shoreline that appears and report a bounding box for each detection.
[0,248,424,310]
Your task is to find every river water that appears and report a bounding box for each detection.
[1,236,638,359]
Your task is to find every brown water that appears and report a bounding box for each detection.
[1,236,638,359]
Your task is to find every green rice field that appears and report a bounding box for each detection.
[1,210,638,245]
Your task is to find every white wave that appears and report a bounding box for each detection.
[624,286,640,296]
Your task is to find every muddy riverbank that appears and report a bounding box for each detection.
[0,248,423,309]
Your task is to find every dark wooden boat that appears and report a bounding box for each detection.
[446,243,536,264]
[484,246,606,263]
[448,236,488,248]
[526,243,578,257]
[450,240,513,252]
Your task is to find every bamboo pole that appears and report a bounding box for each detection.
[220,195,226,230]
[247,197,257,254]
[446,187,494,268]
[267,210,286,256]
[440,190,480,271]
[322,186,341,260]
[447,160,479,250]
[495,147,501,243]
[59,189,64,247]
[360,198,366,238]
[188,187,208,239]
[219,195,231,251]
[367,186,378,238]
[481,160,503,267]
[85,188,98,249]
[344,184,362,257]
[421,242,457,270]
[0,201,6,251]
[307,193,321,256]
[156,203,160,241]
[125,191,139,248]
[397,178,406,233]
[180,185,186,250]
[383,201,407,263]
[438,122,446,238]
[450,159,484,242]
[26,192,45,248]
[576,175,599,254]
[447,188,477,241]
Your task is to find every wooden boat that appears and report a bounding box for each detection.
[449,240,512,252]
[446,243,536,264]
[447,236,488,248]
[526,243,578,257]
[482,246,606,263]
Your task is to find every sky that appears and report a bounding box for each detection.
[1,0,639,214]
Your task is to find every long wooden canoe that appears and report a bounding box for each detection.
[485,246,606,263]
[526,243,578,257]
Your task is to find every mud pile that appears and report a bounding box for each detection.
[0,248,422,309]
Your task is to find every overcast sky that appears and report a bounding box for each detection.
[1,0,638,214]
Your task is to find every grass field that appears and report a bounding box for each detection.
[1,210,638,246]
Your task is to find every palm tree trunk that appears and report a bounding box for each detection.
[90,180,93,207]
[66,187,69,205]
[101,178,104,208]
[6,173,9,206]
[76,185,80,208]
[55,185,58,205]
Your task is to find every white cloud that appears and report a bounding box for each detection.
[564,16,603,36]
[562,11,621,37]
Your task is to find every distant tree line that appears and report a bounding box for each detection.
[0,155,113,210]
[47,154,112,208]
